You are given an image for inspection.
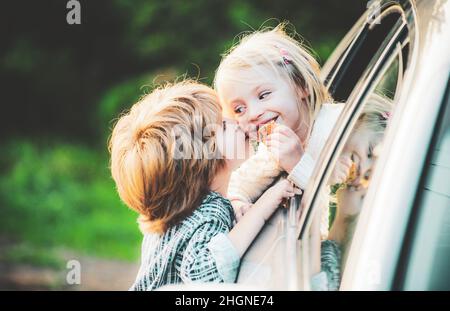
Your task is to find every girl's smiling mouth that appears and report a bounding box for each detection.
[256,115,279,127]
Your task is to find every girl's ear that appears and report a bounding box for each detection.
[294,85,309,103]
[299,86,309,99]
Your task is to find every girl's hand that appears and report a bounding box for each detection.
[257,178,302,222]
[329,155,353,185]
[266,125,304,173]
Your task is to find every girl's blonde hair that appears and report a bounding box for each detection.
[214,23,332,140]
[109,80,226,234]
[356,93,393,134]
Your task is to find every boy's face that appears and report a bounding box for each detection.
[218,65,307,138]
[215,117,250,170]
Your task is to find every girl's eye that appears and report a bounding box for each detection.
[258,91,272,100]
[234,106,246,115]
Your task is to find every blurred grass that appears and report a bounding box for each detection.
[0,140,141,264]
[1,243,63,269]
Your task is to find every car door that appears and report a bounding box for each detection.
[394,80,450,290]
[299,0,450,291]
[235,0,412,290]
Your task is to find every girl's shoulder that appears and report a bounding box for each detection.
[314,102,345,131]
[306,102,345,156]
[319,102,345,115]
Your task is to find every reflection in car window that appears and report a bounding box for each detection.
[328,93,393,260]
[375,56,399,100]
[304,51,403,291]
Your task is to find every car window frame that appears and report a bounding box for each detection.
[323,3,410,101]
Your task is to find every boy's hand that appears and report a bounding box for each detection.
[257,178,302,221]
[265,125,304,173]
[329,155,353,185]
[231,200,252,222]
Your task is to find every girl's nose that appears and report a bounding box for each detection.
[247,104,265,124]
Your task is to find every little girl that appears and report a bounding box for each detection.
[214,24,344,290]
[109,80,299,290]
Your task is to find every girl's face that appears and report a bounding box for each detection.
[342,126,383,191]
[219,65,307,139]
[336,127,383,217]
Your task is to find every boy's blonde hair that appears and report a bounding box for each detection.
[109,80,226,234]
[214,23,331,139]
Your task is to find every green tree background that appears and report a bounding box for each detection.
[0,0,366,267]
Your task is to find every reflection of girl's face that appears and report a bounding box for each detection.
[342,127,383,190]
[337,127,383,216]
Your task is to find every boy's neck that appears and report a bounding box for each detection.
[210,165,231,197]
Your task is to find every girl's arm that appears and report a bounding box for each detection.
[227,143,282,204]
[284,104,345,189]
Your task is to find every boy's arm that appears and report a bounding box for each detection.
[227,179,301,257]
[179,219,240,284]
[179,180,300,284]
[311,240,342,291]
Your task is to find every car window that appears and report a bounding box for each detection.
[399,81,450,290]
[326,6,407,102]
[299,46,406,291]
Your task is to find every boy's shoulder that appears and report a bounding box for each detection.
[183,192,234,230]
[198,191,234,222]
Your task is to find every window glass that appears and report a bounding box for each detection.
[302,51,403,291]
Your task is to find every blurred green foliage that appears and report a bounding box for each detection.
[0,141,141,261]
[0,0,366,264]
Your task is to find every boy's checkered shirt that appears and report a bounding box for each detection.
[130,191,240,291]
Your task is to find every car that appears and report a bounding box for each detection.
[162,0,450,291]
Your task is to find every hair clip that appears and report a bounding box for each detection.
[276,46,292,65]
